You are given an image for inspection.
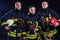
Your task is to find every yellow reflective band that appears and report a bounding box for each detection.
[13,19,18,22]
[26,32,37,39]
[22,32,26,34]
[46,17,48,22]
[27,34,37,37]
[50,29,57,35]
[43,32,48,36]
[17,33,21,37]
[8,32,21,37]
[14,30,16,32]
[35,21,38,28]
[27,36,37,39]
[40,31,48,35]
[41,29,57,36]
[9,31,16,35]
[8,33,16,37]
[38,26,41,29]
[1,22,7,26]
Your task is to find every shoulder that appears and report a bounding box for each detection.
[26,13,30,18]
[48,8,57,13]
[6,9,15,15]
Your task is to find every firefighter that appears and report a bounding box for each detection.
[1,1,26,40]
[38,1,59,40]
[26,5,41,40]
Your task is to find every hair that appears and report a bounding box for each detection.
[42,1,49,4]
[15,1,21,5]
[29,5,35,9]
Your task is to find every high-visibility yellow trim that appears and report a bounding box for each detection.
[8,33,16,37]
[41,29,57,36]
[26,36,37,39]
[8,32,21,37]
[1,22,7,26]
[38,26,41,29]
[40,31,48,35]
[17,33,21,37]
[13,19,18,22]
[14,30,16,32]
[35,21,38,28]
[45,17,48,22]
[9,31,16,34]
[22,32,26,34]
[50,29,57,35]
[26,32,37,39]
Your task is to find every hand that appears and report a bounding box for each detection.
[54,22,59,27]
[22,37,26,40]
[47,33,53,38]
[44,37,49,40]
[4,26,10,30]
[34,28,39,32]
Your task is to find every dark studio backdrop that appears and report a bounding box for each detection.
[0,0,60,39]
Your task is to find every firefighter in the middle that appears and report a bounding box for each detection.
[26,5,41,40]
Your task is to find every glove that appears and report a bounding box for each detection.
[6,19,14,26]
[47,33,53,38]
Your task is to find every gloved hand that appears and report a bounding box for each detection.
[47,33,53,38]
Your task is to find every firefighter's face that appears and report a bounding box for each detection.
[42,1,48,9]
[29,7,36,14]
[15,2,21,10]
